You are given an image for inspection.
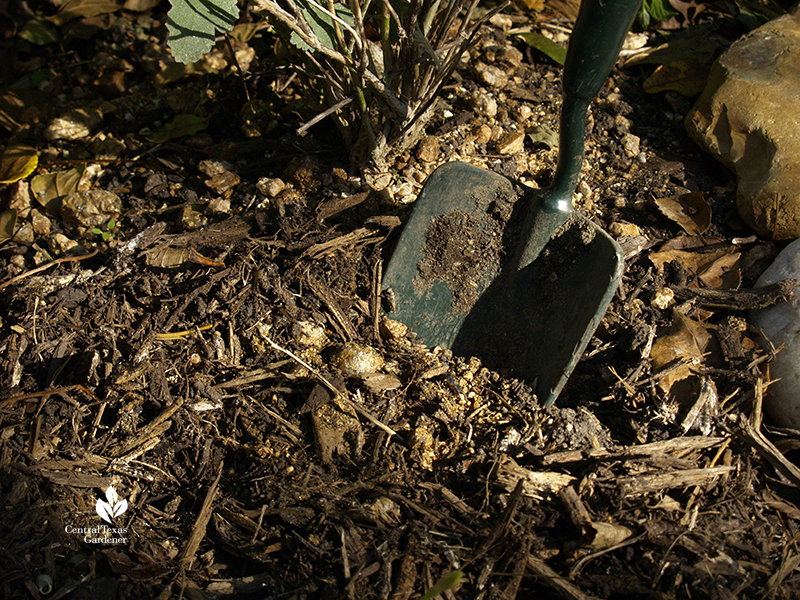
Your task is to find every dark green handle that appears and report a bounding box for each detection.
[516,0,641,268]
[552,0,642,200]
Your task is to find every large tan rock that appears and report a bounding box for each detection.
[686,9,800,239]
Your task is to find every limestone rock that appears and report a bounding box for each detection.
[60,190,121,227]
[685,9,800,239]
[474,62,508,88]
[496,132,525,155]
[44,108,103,141]
[750,238,800,428]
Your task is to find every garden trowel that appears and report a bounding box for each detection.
[382,0,641,407]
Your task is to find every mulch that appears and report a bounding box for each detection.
[2,3,800,599]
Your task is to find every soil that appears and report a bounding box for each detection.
[2,4,800,600]
[416,209,501,313]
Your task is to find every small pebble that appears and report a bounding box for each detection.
[381,318,408,340]
[44,108,102,141]
[474,62,508,88]
[206,197,231,214]
[49,233,79,254]
[337,343,384,378]
[498,46,524,68]
[286,156,320,193]
[470,90,497,118]
[293,321,329,349]
[621,133,641,158]
[473,124,493,146]
[514,105,533,123]
[12,222,34,243]
[256,177,286,198]
[609,221,641,237]
[181,204,207,230]
[652,287,675,310]
[199,159,232,177]
[205,171,240,197]
[416,136,440,162]
[496,132,525,155]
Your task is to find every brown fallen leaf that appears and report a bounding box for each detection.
[643,58,710,96]
[649,237,741,289]
[650,311,713,393]
[30,165,86,211]
[652,191,711,235]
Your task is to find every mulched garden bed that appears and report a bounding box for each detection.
[2,2,800,599]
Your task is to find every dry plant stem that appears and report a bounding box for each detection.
[0,384,101,411]
[0,248,98,292]
[179,459,224,569]
[297,95,355,135]
[258,0,405,117]
[526,555,601,600]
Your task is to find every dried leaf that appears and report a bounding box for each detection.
[643,58,709,96]
[649,237,741,289]
[0,145,39,184]
[230,21,262,43]
[653,191,711,235]
[148,114,209,143]
[697,251,741,290]
[123,0,160,11]
[668,0,707,23]
[145,246,190,269]
[515,0,544,11]
[30,165,85,211]
[48,0,123,27]
[18,18,60,45]
[650,311,712,392]
[527,123,559,149]
[585,521,634,550]
[0,209,17,241]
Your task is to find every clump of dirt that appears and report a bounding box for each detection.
[413,178,521,314]
[415,209,502,313]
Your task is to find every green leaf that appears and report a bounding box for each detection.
[148,114,209,143]
[419,570,463,600]
[166,0,239,64]
[642,0,679,24]
[289,0,355,52]
[18,18,60,45]
[514,32,566,65]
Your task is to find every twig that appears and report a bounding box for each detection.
[527,554,601,600]
[224,35,251,103]
[179,460,224,568]
[297,95,355,135]
[0,248,98,292]
[670,279,795,310]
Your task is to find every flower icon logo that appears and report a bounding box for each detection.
[96,486,128,524]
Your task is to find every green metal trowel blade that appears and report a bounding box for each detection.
[382,161,624,407]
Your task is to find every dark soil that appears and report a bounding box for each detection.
[2,4,800,600]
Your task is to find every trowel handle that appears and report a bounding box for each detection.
[548,0,642,203]
[516,0,641,269]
